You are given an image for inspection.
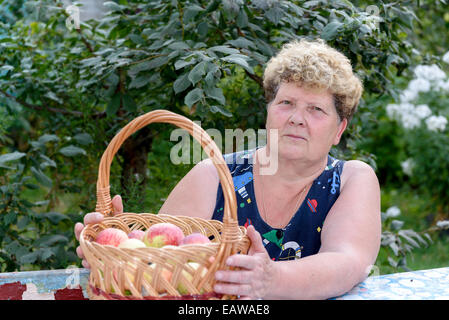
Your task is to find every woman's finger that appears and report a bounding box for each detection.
[225,254,257,270]
[76,246,85,259]
[74,222,84,241]
[246,225,265,254]
[214,283,251,297]
[215,269,253,284]
[83,212,104,225]
[81,259,91,269]
[112,195,123,214]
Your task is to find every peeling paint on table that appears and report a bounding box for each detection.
[0,268,90,300]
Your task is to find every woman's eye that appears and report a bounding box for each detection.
[312,106,323,112]
[281,100,291,105]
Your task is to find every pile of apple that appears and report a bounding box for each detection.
[95,222,211,249]
[94,222,213,296]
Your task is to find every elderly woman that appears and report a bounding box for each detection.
[75,39,381,300]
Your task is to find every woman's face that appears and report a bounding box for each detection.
[265,82,347,162]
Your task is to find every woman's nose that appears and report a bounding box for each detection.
[288,107,305,126]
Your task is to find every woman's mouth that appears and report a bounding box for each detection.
[284,134,307,141]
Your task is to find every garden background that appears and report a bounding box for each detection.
[0,0,448,275]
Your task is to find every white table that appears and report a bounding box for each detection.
[1,267,448,300]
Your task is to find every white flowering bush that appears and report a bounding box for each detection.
[386,64,449,131]
[384,53,449,212]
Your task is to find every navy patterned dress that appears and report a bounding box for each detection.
[212,148,345,261]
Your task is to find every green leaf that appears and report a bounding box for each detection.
[128,56,169,75]
[39,248,55,261]
[17,216,30,230]
[398,230,420,248]
[73,133,93,145]
[106,94,121,117]
[387,256,398,268]
[103,1,123,11]
[38,234,69,246]
[0,152,26,164]
[183,4,204,22]
[226,37,256,49]
[168,41,190,51]
[129,74,152,89]
[39,154,56,169]
[197,21,209,37]
[19,251,39,264]
[389,241,400,256]
[38,134,60,144]
[175,58,197,70]
[59,145,87,157]
[210,105,232,117]
[208,45,241,55]
[173,73,191,94]
[265,6,284,25]
[122,94,137,112]
[321,21,343,40]
[80,56,103,67]
[391,219,404,230]
[184,88,204,108]
[129,34,144,45]
[236,8,249,28]
[221,54,254,74]
[43,212,69,224]
[205,86,226,105]
[31,167,53,188]
[188,61,207,85]
[3,212,16,225]
[146,55,170,70]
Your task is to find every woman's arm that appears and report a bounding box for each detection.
[214,160,381,299]
[158,158,219,220]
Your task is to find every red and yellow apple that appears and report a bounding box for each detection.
[180,233,211,245]
[143,223,185,248]
[95,228,128,247]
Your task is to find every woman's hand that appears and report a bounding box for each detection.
[213,225,278,300]
[74,195,123,268]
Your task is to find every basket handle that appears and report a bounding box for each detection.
[95,109,238,228]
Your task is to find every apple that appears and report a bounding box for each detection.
[177,262,208,295]
[180,233,211,245]
[95,228,128,247]
[111,262,172,296]
[143,223,185,248]
[149,264,173,294]
[118,238,146,249]
[128,230,145,240]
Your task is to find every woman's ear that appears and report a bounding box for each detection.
[333,118,348,145]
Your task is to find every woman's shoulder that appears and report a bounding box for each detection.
[340,159,378,190]
[343,159,375,171]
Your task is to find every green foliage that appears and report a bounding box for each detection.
[0,132,92,271]
[376,187,449,274]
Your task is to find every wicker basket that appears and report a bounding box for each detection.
[79,110,250,300]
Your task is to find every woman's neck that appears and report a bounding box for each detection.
[254,146,327,188]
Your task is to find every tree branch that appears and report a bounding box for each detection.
[245,70,264,88]
[0,89,106,119]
